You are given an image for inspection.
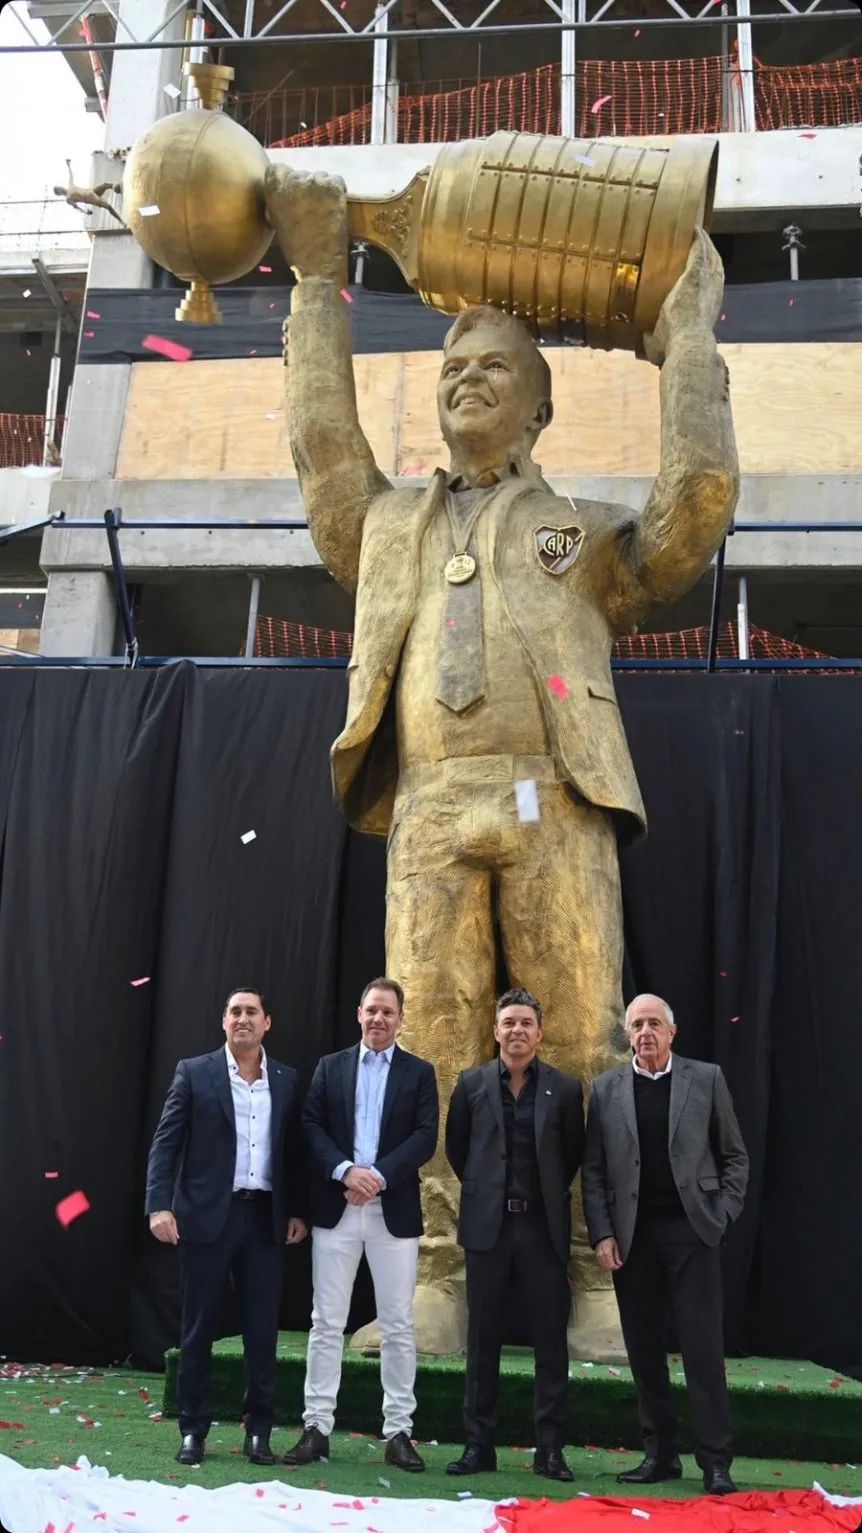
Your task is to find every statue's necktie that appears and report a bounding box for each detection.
[435,488,489,715]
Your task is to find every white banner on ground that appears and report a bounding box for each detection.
[0,1454,505,1533]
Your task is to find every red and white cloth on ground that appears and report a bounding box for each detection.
[499,1489,862,1533]
[0,1456,859,1533]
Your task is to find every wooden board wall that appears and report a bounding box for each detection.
[116,343,862,481]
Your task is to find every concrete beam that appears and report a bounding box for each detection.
[273,129,862,232]
[39,474,862,576]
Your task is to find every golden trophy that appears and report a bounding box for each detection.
[124,76,717,352]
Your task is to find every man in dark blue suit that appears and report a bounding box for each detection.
[284,978,438,1473]
[146,987,307,1468]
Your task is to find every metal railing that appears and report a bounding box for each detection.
[3,508,860,672]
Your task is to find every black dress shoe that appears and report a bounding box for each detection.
[703,1464,738,1495]
[243,1432,277,1466]
[446,1444,497,1475]
[534,1447,574,1482]
[176,1432,205,1466]
[384,1431,425,1472]
[283,1424,330,1465]
[618,1454,683,1485]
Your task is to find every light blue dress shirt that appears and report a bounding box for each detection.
[333,1042,394,1189]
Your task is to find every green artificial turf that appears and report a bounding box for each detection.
[161,1334,862,1463]
[1,1365,861,1506]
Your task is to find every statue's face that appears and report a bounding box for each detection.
[437,321,544,459]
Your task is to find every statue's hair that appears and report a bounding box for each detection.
[443,305,552,408]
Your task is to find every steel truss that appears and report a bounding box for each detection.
[5,0,859,52]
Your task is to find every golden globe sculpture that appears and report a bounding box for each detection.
[123,64,273,324]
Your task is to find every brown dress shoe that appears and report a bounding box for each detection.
[283,1424,330,1465]
[384,1431,425,1472]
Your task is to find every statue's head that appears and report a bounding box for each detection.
[437,307,553,467]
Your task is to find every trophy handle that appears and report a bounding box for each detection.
[345,169,429,289]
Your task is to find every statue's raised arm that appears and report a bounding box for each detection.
[265,166,391,594]
[608,228,739,631]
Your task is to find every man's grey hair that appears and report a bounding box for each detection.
[624,994,676,1031]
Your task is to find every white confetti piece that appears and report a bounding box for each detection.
[22,289,32,298]
[139,205,160,217]
[265,412,279,420]
[575,155,596,168]
[429,1439,438,1446]
[457,1490,473,1499]
[163,82,181,99]
[378,1476,390,1488]
[632,1513,650,1522]
[515,779,540,823]
[240,829,257,844]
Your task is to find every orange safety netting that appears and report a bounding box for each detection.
[254,617,841,670]
[756,56,862,131]
[259,54,861,149]
[0,413,63,470]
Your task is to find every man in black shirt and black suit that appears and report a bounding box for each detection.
[445,988,585,1483]
[582,993,749,1496]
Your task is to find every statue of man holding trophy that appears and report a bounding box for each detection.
[261,141,738,1360]
[124,98,737,1356]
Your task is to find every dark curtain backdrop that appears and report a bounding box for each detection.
[0,666,858,1374]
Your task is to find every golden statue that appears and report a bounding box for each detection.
[264,162,738,1360]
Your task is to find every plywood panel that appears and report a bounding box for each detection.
[117,344,862,481]
[117,354,403,480]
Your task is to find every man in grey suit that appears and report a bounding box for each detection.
[582,993,749,1496]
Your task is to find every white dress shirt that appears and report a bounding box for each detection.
[226,1042,273,1191]
[632,1052,674,1081]
[333,1042,394,1187]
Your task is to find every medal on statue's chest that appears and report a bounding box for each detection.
[445,553,477,584]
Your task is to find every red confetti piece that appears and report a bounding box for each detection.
[341,288,353,304]
[139,1387,150,1402]
[86,310,101,320]
[130,977,150,987]
[799,132,817,139]
[730,1015,741,1022]
[829,1379,844,1388]
[55,1191,91,1229]
[719,314,726,323]
[0,1422,26,1430]
[720,970,728,977]
[83,331,95,339]
[634,27,641,36]
[141,334,193,363]
[255,1489,265,1498]
[591,94,612,114]
[44,1172,59,1180]
[547,674,569,699]
[788,298,795,307]
[259,265,273,273]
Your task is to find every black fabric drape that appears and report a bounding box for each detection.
[0,668,859,1372]
[78,278,862,365]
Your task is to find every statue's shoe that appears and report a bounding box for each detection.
[349,1283,467,1357]
[568,1285,628,1364]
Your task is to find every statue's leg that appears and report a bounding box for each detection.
[498,782,629,1361]
[350,790,496,1356]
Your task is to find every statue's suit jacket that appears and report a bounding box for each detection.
[581,1056,749,1262]
[287,280,738,842]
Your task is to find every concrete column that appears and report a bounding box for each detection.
[41,0,186,656]
[39,571,117,657]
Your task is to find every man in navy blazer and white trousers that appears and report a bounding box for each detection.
[146,987,307,1467]
[284,977,438,1473]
